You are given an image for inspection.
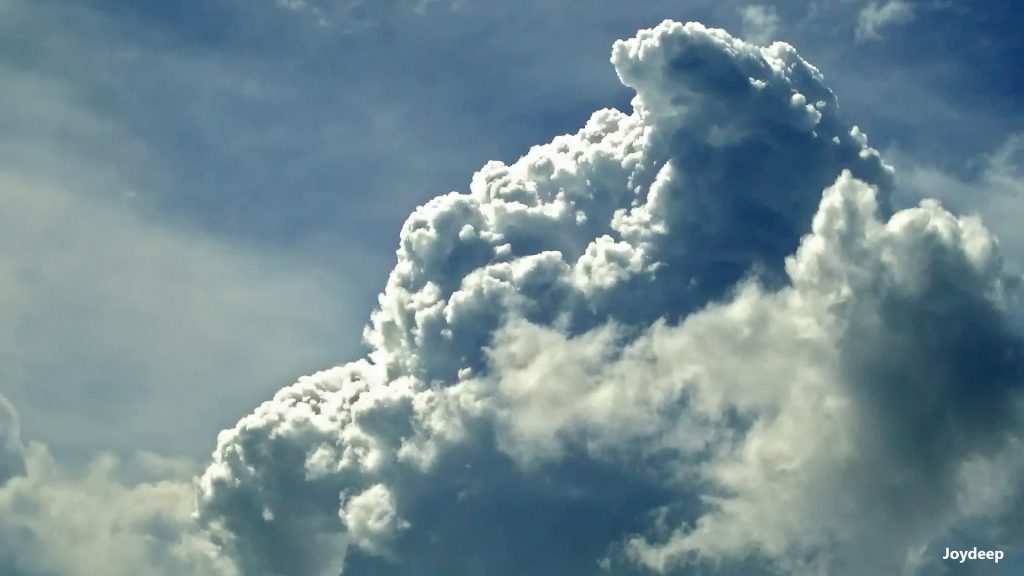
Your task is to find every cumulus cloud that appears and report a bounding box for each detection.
[894,134,1024,276]
[341,483,410,555]
[856,0,915,42]
[194,19,1023,576]
[0,394,236,576]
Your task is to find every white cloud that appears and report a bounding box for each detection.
[619,172,1022,575]
[739,4,781,45]
[4,1,1017,573]
[856,0,915,42]
[341,484,410,555]
[0,394,236,576]
[194,20,1024,576]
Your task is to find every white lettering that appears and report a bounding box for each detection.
[942,547,1005,564]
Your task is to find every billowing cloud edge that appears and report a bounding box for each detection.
[2,18,1011,576]
[0,394,239,576]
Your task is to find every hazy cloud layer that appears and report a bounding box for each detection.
[0,47,366,459]
[195,20,1024,576]
[0,168,363,459]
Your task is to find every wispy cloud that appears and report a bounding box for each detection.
[739,4,781,45]
[275,0,459,30]
[0,3,367,461]
[2,1,1022,575]
[856,0,915,42]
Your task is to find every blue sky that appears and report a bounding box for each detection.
[1,1,1023,575]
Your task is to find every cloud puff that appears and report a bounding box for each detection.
[856,0,915,42]
[196,20,1023,576]
[895,134,1024,277]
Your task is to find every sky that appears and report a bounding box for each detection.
[0,0,1022,575]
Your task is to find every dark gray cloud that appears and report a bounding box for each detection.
[196,20,1024,576]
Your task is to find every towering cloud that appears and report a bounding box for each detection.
[196,21,1024,576]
